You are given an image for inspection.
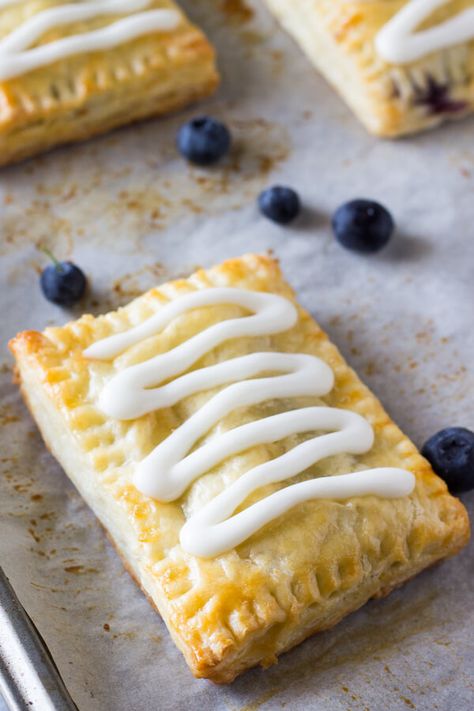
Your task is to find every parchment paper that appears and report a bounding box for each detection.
[1,2,473,710]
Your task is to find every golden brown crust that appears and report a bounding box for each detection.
[0,0,219,166]
[263,0,474,137]
[9,253,470,682]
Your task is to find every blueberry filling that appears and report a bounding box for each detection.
[414,76,467,115]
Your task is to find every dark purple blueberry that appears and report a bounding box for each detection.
[332,199,394,253]
[40,259,87,307]
[177,116,231,166]
[421,427,474,493]
[258,186,301,224]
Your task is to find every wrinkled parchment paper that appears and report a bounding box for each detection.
[1,2,473,709]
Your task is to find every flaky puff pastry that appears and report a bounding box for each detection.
[0,1,218,167]
[263,0,474,136]
[10,254,469,682]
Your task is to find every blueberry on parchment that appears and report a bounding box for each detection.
[177,116,231,166]
[40,252,87,307]
[422,427,474,493]
[258,186,301,225]
[332,199,394,253]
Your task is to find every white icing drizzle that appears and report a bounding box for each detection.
[0,0,181,81]
[375,0,474,65]
[84,288,415,558]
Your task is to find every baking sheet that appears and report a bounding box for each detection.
[1,1,473,709]
[0,567,78,711]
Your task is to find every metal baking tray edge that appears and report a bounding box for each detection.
[0,566,78,711]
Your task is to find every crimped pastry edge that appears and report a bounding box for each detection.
[9,253,470,682]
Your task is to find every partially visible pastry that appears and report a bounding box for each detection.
[0,0,219,166]
[263,0,474,136]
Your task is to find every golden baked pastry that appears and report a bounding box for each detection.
[263,0,474,136]
[10,253,469,682]
[0,0,219,167]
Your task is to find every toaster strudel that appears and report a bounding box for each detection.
[10,254,469,682]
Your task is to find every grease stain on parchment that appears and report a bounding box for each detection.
[1,118,290,256]
[230,589,445,711]
[111,262,168,302]
[219,0,254,24]
[326,311,472,436]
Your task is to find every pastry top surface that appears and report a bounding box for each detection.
[10,253,469,678]
[0,0,216,129]
[315,1,474,75]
